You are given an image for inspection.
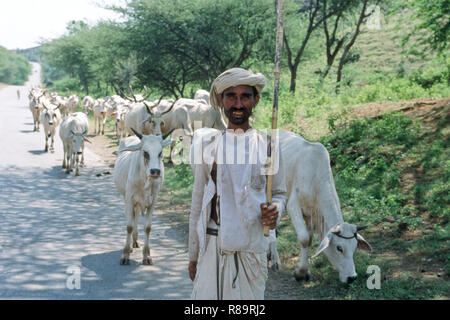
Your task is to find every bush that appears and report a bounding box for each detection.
[321,112,422,225]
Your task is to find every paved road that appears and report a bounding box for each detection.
[0,63,192,299]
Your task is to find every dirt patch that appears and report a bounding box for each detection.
[350,97,450,121]
[0,83,8,91]
[86,131,119,168]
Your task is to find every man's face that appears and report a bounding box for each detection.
[219,85,259,127]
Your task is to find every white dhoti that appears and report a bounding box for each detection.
[191,221,268,300]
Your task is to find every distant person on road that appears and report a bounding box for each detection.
[17,89,20,100]
[188,68,287,299]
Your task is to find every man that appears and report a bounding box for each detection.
[188,68,287,299]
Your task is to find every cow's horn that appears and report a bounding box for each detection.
[143,101,154,115]
[331,224,341,235]
[356,225,368,232]
[131,127,143,140]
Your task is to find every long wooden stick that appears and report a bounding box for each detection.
[265,0,285,237]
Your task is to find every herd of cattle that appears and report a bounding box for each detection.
[26,86,372,284]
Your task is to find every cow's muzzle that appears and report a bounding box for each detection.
[346,275,357,284]
[149,168,161,178]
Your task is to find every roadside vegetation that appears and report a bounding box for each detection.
[19,0,449,299]
[0,46,31,85]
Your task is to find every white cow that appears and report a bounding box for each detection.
[93,98,109,135]
[28,89,45,132]
[270,130,372,284]
[59,112,90,176]
[194,89,210,105]
[52,95,70,117]
[113,128,174,265]
[124,99,176,137]
[66,94,79,113]
[39,101,61,152]
[82,96,95,115]
[170,98,227,132]
[112,103,132,140]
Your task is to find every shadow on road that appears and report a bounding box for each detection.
[28,149,47,155]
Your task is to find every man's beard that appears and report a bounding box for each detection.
[224,107,252,125]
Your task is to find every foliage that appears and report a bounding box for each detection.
[321,111,449,229]
[403,0,450,54]
[41,20,130,94]
[111,0,276,97]
[0,46,31,85]
[14,46,41,63]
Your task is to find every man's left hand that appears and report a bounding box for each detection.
[260,203,278,229]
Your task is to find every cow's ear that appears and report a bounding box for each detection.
[162,139,172,148]
[312,233,332,258]
[356,233,372,252]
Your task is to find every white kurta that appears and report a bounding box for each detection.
[189,128,287,300]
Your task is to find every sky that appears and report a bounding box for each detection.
[0,0,124,50]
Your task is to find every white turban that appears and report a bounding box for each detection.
[210,68,267,110]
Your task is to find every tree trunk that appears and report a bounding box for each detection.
[289,68,297,92]
[336,0,369,93]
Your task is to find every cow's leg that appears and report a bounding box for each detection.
[74,154,80,176]
[66,150,72,174]
[95,116,99,134]
[44,132,49,152]
[101,116,106,135]
[50,133,55,153]
[36,111,40,131]
[80,142,85,167]
[120,202,134,265]
[33,113,37,131]
[268,229,281,271]
[288,200,313,282]
[132,206,140,248]
[142,206,154,265]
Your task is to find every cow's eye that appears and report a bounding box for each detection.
[143,151,149,160]
[158,151,162,158]
[336,245,343,253]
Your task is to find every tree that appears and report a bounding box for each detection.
[335,0,380,92]
[283,0,347,92]
[403,0,449,54]
[321,0,356,78]
[111,0,276,98]
[41,22,95,94]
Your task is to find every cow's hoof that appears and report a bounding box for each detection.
[294,271,313,283]
[142,257,153,265]
[120,257,130,265]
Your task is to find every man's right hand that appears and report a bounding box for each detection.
[189,261,197,281]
